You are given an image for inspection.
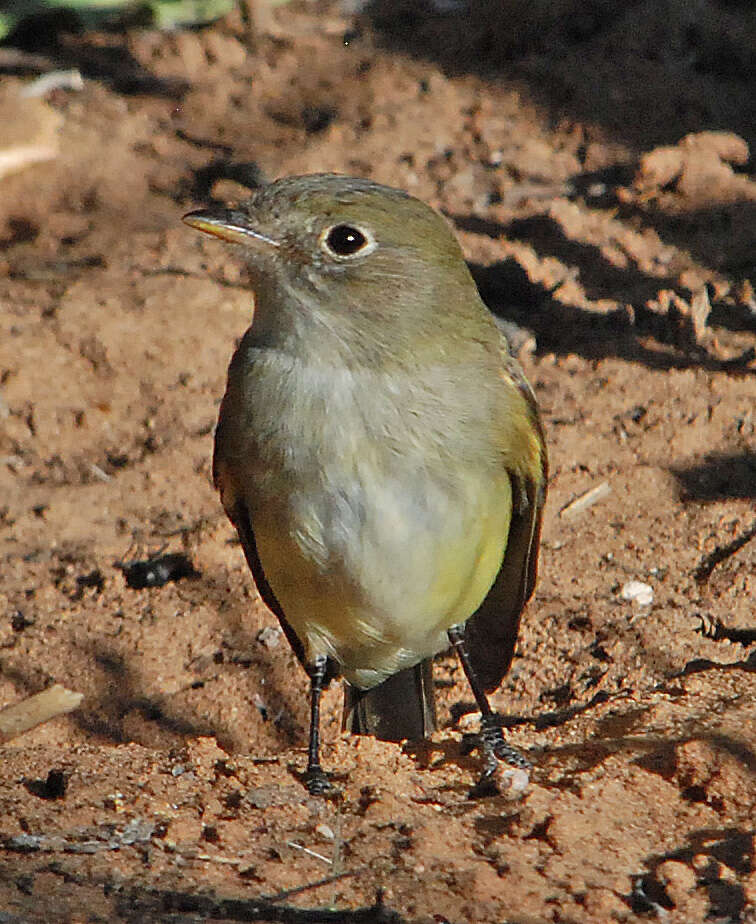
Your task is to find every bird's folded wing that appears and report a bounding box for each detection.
[214,450,341,683]
[464,332,548,693]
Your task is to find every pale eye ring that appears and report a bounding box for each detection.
[321,224,373,258]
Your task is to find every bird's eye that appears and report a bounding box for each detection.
[322,224,370,257]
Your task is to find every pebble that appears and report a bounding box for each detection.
[620,580,654,606]
[500,767,530,796]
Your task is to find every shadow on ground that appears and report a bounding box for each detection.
[363,0,756,151]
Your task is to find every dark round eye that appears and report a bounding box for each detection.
[323,224,369,256]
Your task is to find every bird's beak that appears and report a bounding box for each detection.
[182,208,280,249]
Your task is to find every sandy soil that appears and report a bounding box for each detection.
[1,2,754,921]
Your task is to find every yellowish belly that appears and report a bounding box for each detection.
[250,467,512,689]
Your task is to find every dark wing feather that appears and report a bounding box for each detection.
[464,330,547,692]
[224,499,301,659]
[224,497,342,686]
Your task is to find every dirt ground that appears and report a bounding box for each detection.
[1,2,755,921]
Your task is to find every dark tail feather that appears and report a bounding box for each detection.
[342,659,436,742]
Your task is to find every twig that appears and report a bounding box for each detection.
[0,144,58,179]
[286,841,332,865]
[196,853,244,866]
[20,70,84,98]
[559,481,611,519]
[89,462,112,483]
[0,684,83,743]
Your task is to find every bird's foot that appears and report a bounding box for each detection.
[470,760,531,799]
[304,766,337,797]
[467,715,532,798]
[480,715,532,770]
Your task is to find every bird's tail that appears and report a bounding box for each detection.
[342,658,436,742]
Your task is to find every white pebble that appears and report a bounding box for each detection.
[500,767,530,796]
[620,580,654,606]
[256,625,282,648]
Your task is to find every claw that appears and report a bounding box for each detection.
[492,735,532,770]
[480,716,532,770]
[304,767,337,796]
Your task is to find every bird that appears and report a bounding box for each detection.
[183,174,547,794]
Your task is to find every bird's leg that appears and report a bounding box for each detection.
[447,624,531,783]
[304,654,334,795]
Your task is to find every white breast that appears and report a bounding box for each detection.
[227,349,511,688]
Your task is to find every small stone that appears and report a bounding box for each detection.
[315,823,334,841]
[691,853,712,875]
[500,767,530,796]
[583,888,628,918]
[657,860,696,903]
[256,626,282,648]
[620,580,654,606]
